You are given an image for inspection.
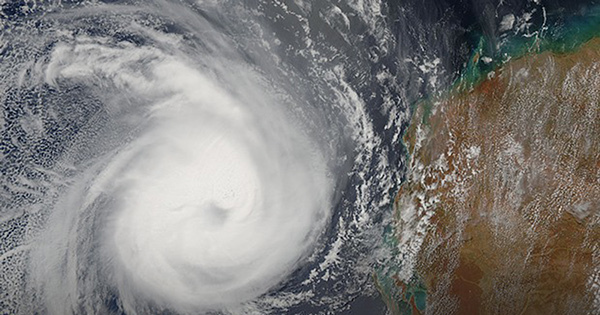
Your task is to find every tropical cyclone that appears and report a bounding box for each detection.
[27,32,335,314]
[394,38,600,314]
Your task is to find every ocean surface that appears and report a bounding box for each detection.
[0,0,597,314]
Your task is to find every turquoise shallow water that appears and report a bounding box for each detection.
[459,3,600,92]
[377,2,600,314]
[2,1,598,314]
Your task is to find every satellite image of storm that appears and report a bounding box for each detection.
[0,0,599,314]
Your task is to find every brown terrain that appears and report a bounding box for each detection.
[394,38,600,314]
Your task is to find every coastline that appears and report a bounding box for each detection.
[379,30,600,315]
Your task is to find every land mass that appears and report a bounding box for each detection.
[392,38,600,314]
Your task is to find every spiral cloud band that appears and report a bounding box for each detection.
[1,1,406,314]
[31,30,333,313]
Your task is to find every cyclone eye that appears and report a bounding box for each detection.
[2,1,401,314]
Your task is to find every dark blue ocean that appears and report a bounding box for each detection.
[0,0,595,314]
